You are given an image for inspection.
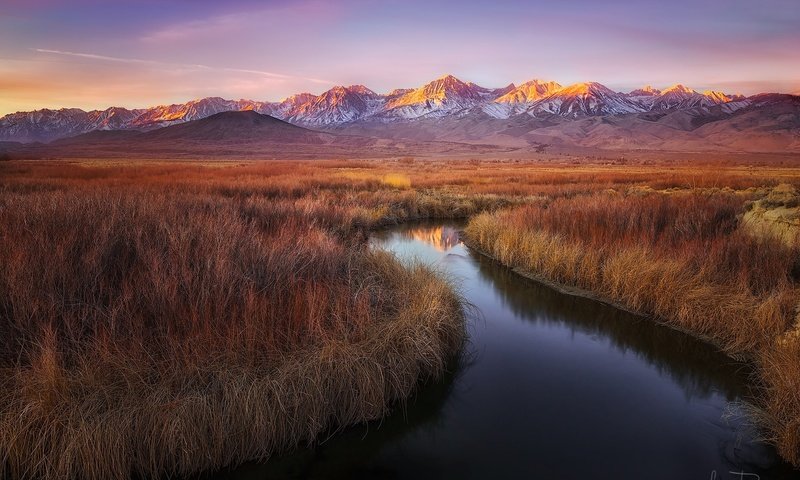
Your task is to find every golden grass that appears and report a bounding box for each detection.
[382,173,412,189]
[1,158,799,476]
[0,255,463,480]
[464,187,800,465]
[0,163,474,479]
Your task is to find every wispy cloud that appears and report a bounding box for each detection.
[33,48,155,64]
[32,48,331,84]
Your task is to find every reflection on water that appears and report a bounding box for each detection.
[214,221,799,480]
[403,226,462,252]
[215,364,465,480]
[473,252,749,401]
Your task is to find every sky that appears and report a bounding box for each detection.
[1,0,799,115]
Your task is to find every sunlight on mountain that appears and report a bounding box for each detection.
[402,226,462,252]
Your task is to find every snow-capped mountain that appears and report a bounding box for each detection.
[497,80,562,104]
[629,85,661,97]
[386,88,413,99]
[0,108,136,143]
[283,85,383,125]
[128,97,274,129]
[649,84,718,111]
[0,74,782,143]
[484,79,562,118]
[625,86,662,109]
[264,93,314,119]
[491,83,517,97]
[702,90,743,104]
[86,107,145,131]
[528,82,645,117]
[381,75,488,119]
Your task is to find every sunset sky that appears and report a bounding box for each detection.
[1,0,799,115]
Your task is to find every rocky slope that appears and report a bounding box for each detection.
[1,75,797,153]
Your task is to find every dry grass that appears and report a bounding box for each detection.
[760,331,800,465]
[382,173,412,189]
[0,254,463,480]
[464,185,800,465]
[0,161,478,479]
[2,158,800,476]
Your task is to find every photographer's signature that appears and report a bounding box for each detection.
[711,471,760,480]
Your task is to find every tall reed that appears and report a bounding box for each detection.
[0,168,468,479]
[465,188,800,464]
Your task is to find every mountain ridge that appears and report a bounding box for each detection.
[1,74,797,153]
[1,110,520,159]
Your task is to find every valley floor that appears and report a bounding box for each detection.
[0,157,798,476]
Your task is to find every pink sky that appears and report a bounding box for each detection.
[1,0,798,114]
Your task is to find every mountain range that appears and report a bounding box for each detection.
[1,74,798,154]
[0,109,511,160]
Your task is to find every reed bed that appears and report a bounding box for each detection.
[0,165,474,479]
[1,158,799,475]
[464,187,800,465]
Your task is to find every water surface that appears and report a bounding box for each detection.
[218,221,799,480]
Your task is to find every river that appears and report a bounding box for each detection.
[217,221,799,480]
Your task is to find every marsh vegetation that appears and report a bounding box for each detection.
[0,158,798,477]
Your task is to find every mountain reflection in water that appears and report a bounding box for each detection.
[402,225,462,252]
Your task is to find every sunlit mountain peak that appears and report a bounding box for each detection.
[495,79,562,104]
[662,84,696,95]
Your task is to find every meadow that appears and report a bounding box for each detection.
[0,157,799,476]
[0,160,495,479]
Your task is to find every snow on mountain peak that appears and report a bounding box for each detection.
[560,82,617,96]
[650,84,715,110]
[426,75,476,94]
[345,85,379,97]
[281,92,317,105]
[662,84,696,95]
[492,83,516,96]
[0,75,783,142]
[282,84,384,125]
[483,79,563,118]
[629,85,661,96]
[528,82,645,117]
[435,73,461,83]
[382,74,485,118]
[496,79,562,104]
[702,90,735,103]
[130,97,255,127]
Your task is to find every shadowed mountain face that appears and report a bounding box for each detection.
[327,96,800,154]
[138,110,327,144]
[1,110,515,159]
[33,111,335,158]
[49,111,341,158]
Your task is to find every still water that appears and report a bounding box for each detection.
[219,221,799,480]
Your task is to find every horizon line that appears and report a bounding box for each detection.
[2,75,796,117]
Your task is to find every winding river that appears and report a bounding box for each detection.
[217,221,799,480]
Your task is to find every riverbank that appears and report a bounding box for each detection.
[463,188,800,466]
[0,163,472,479]
[0,257,465,480]
[459,236,743,360]
[2,159,799,476]
[349,221,796,479]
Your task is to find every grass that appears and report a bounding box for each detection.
[464,186,800,465]
[1,158,800,476]
[0,162,481,479]
[0,253,463,479]
[382,172,412,189]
